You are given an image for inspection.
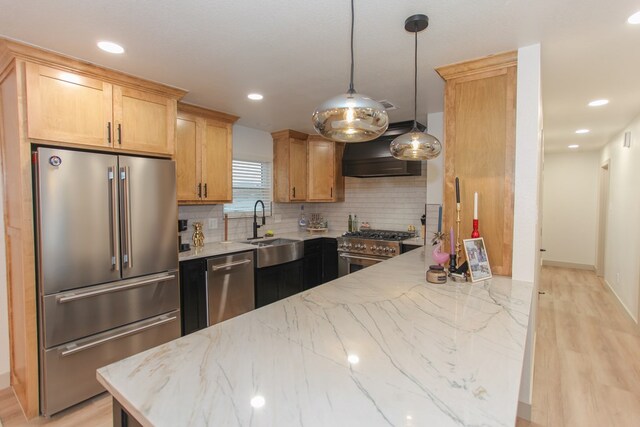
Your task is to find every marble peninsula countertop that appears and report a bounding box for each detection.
[99,247,533,427]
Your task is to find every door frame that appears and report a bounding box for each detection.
[596,160,610,277]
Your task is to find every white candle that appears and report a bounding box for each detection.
[474,192,478,220]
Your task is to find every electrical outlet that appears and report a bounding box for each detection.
[208,218,218,229]
[274,214,282,223]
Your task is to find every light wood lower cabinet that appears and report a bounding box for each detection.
[24,62,180,156]
[307,136,344,202]
[176,103,238,204]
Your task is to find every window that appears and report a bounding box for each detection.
[224,159,273,216]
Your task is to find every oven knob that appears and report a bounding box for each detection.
[383,247,390,254]
[347,243,353,249]
[355,244,361,250]
[390,247,396,254]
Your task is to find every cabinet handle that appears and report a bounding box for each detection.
[204,183,208,198]
[107,122,112,144]
[198,183,202,198]
[330,187,333,197]
[117,123,122,145]
[292,186,296,198]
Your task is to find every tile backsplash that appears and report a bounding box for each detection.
[179,162,442,245]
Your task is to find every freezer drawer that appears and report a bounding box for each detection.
[40,310,180,416]
[42,271,179,348]
[207,251,255,326]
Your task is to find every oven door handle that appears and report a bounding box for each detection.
[339,253,386,263]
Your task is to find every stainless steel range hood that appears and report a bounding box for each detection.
[342,121,425,178]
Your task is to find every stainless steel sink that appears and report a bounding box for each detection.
[245,238,304,268]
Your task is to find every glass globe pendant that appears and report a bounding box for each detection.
[390,14,442,160]
[312,0,388,143]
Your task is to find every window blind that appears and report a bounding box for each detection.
[224,160,273,216]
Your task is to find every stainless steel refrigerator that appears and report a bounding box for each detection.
[34,147,180,416]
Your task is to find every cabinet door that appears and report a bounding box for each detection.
[303,240,323,290]
[202,120,232,202]
[280,259,304,299]
[113,86,175,155]
[255,267,280,308]
[176,116,201,202]
[321,239,339,283]
[25,63,112,147]
[179,259,207,336]
[308,139,335,201]
[289,138,307,200]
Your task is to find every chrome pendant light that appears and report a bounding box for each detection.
[390,14,442,160]
[312,0,388,143]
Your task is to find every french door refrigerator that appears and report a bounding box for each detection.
[34,147,180,416]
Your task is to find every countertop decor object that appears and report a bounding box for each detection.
[311,0,388,142]
[426,264,447,283]
[471,192,480,238]
[463,237,492,282]
[390,14,442,161]
[192,222,204,247]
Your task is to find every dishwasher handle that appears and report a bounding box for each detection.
[210,259,252,271]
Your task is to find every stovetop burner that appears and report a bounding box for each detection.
[342,229,415,241]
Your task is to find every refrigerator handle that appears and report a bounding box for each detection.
[120,166,133,268]
[108,167,120,271]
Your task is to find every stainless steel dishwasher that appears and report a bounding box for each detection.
[206,251,255,325]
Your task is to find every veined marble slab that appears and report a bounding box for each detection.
[98,248,533,427]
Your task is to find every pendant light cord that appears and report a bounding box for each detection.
[348,0,355,93]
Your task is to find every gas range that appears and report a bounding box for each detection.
[337,229,415,258]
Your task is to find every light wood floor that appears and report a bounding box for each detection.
[1,266,639,426]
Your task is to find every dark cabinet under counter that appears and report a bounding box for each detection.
[303,238,338,290]
[179,258,207,335]
[255,259,303,308]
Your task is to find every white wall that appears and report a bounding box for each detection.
[600,114,640,322]
[0,161,9,389]
[542,150,600,267]
[512,44,543,418]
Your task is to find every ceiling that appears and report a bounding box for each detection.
[0,0,639,153]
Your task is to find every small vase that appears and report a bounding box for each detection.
[432,241,450,266]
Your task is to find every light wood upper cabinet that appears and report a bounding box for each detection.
[272,130,308,202]
[436,51,517,276]
[307,136,345,202]
[24,62,182,156]
[113,86,175,156]
[176,103,238,204]
[25,63,113,148]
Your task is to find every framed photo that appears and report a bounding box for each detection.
[463,237,492,282]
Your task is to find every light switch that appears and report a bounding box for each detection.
[208,218,218,229]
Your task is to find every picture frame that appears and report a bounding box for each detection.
[463,237,492,282]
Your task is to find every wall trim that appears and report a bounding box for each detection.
[542,260,595,271]
[0,371,10,390]
[517,401,532,421]
[603,279,638,325]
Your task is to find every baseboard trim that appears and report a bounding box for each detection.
[603,279,638,325]
[542,260,595,271]
[0,371,10,390]
[517,401,532,421]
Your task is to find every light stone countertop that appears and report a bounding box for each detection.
[98,248,534,427]
[178,230,346,262]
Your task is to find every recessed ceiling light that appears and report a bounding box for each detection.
[628,11,640,24]
[588,99,609,107]
[247,93,263,101]
[575,129,590,134]
[97,41,124,54]
[568,144,579,149]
